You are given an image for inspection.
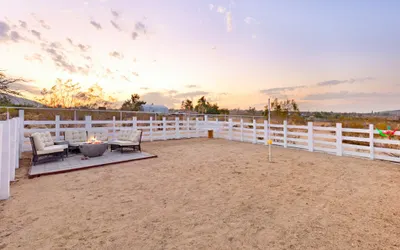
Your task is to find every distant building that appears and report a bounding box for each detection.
[140,104,169,114]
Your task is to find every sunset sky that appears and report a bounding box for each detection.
[1,0,399,112]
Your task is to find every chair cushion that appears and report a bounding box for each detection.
[31,132,54,151]
[109,140,139,146]
[129,130,142,143]
[88,130,108,142]
[37,145,67,155]
[65,130,87,143]
[117,130,132,141]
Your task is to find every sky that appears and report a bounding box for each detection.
[0,0,399,112]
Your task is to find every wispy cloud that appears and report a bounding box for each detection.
[131,31,138,40]
[175,91,209,98]
[24,53,43,62]
[317,77,375,86]
[0,21,10,40]
[19,20,27,29]
[208,4,214,11]
[31,29,41,40]
[260,86,305,95]
[12,82,42,95]
[111,10,120,19]
[38,19,50,29]
[90,20,102,30]
[132,72,139,77]
[109,51,123,59]
[110,20,121,31]
[244,17,259,24]
[217,6,226,13]
[185,84,199,88]
[303,91,396,100]
[65,38,90,52]
[43,46,77,73]
[135,22,146,33]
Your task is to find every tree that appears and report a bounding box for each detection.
[0,70,23,96]
[247,106,256,115]
[194,96,208,114]
[181,99,193,111]
[120,94,146,111]
[219,108,230,115]
[264,98,300,118]
[38,79,116,108]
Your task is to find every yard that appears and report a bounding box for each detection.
[1,138,400,249]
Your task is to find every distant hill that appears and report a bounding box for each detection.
[0,94,43,107]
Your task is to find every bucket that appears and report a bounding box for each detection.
[208,130,214,138]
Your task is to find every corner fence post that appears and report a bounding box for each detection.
[308,122,314,152]
[162,117,167,140]
[229,118,233,140]
[175,117,180,139]
[149,117,153,141]
[336,123,343,156]
[283,120,288,148]
[253,119,257,144]
[369,124,374,160]
[240,119,244,142]
[55,115,60,141]
[18,109,24,155]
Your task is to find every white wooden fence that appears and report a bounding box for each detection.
[0,117,22,200]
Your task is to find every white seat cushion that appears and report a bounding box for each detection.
[37,145,67,155]
[130,130,142,143]
[117,130,132,141]
[109,140,139,146]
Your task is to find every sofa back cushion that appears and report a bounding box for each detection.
[88,130,108,141]
[129,130,142,143]
[65,130,87,143]
[117,130,132,141]
[31,132,54,151]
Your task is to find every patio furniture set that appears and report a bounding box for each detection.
[30,129,143,165]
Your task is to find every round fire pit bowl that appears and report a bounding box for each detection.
[79,142,108,157]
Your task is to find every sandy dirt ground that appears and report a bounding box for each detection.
[1,138,400,250]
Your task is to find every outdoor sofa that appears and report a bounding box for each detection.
[30,132,67,165]
[109,130,142,153]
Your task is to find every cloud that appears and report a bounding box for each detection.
[185,84,199,88]
[244,17,259,25]
[217,6,226,13]
[24,53,43,62]
[174,91,209,98]
[12,82,42,95]
[43,45,77,73]
[39,19,50,29]
[141,92,178,107]
[90,20,102,30]
[77,65,90,75]
[121,75,131,82]
[225,12,232,32]
[131,31,138,40]
[66,37,73,44]
[77,43,90,52]
[303,91,396,100]
[140,87,149,90]
[260,85,305,95]
[135,22,146,33]
[109,51,123,59]
[111,10,120,18]
[0,21,10,40]
[209,4,214,10]
[132,72,139,77]
[317,77,375,86]
[110,20,121,31]
[31,29,41,39]
[19,20,27,29]
[10,31,23,42]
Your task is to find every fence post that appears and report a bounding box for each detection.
[0,122,10,200]
[18,109,24,155]
[253,119,257,144]
[240,119,244,142]
[162,117,167,140]
[112,116,116,140]
[186,117,190,138]
[283,120,288,148]
[74,110,77,122]
[149,117,153,141]
[132,117,137,130]
[195,118,199,137]
[85,116,92,130]
[55,115,60,141]
[215,118,219,138]
[175,117,180,139]
[15,118,20,169]
[308,122,314,152]
[9,119,16,181]
[336,123,343,156]
[369,124,374,160]
[264,120,268,145]
[229,118,233,140]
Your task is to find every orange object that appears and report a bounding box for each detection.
[208,130,214,138]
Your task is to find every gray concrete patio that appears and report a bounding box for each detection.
[29,150,157,177]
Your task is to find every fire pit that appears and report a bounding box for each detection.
[79,138,108,157]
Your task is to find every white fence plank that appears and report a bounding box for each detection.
[0,122,9,200]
